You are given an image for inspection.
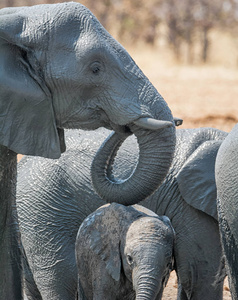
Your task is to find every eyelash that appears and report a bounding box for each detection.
[92,66,100,74]
[90,62,102,75]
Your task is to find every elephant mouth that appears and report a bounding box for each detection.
[96,107,181,134]
[57,128,66,154]
[57,116,182,156]
[107,122,132,135]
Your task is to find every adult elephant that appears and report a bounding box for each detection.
[0,2,177,299]
[215,123,238,299]
[17,127,227,300]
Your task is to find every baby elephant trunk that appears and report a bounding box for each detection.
[134,260,164,300]
[135,275,161,300]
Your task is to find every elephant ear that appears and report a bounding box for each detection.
[176,140,223,220]
[81,204,122,282]
[0,10,64,158]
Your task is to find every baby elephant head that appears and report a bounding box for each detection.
[75,203,175,300]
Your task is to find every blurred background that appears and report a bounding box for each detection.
[1,0,238,132]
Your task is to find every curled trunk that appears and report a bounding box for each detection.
[91,123,176,205]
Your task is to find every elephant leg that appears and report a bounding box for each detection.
[78,278,87,300]
[22,246,42,300]
[35,258,77,300]
[0,147,23,300]
[172,204,224,300]
[155,287,165,300]
[176,254,224,300]
[177,283,189,300]
[218,207,238,299]
[22,236,77,300]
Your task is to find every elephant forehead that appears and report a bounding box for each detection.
[17,3,99,49]
[126,218,168,242]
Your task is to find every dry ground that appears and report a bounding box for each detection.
[129,45,238,133]
[21,46,237,299]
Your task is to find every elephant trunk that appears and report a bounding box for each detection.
[91,76,176,205]
[91,122,175,205]
[135,275,161,300]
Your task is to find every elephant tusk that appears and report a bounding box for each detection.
[133,117,173,130]
[174,117,183,126]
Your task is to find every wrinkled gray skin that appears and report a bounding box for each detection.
[17,127,227,300]
[215,123,238,300]
[76,203,175,300]
[0,2,176,298]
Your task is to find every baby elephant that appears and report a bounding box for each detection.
[75,203,175,300]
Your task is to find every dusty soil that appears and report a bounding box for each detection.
[129,46,238,134]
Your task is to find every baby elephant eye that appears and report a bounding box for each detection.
[90,62,101,75]
[127,255,133,265]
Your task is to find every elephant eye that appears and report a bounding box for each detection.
[127,255,133,265]
[90,62,101,75]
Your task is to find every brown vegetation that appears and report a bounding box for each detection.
[2,0,238,65]
[128,45,238,132]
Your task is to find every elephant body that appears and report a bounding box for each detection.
[0,2,176,297]
[215,123,238,299]
[17,127,227,300]
[76,203,174,300]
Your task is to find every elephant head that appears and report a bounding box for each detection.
[0,2,176,203]
[76,203,175,300]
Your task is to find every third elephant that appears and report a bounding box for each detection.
[17,127,227,300]
[216,123,238,300]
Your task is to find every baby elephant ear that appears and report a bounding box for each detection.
[0,10,63,159]
[80,204,122,282]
